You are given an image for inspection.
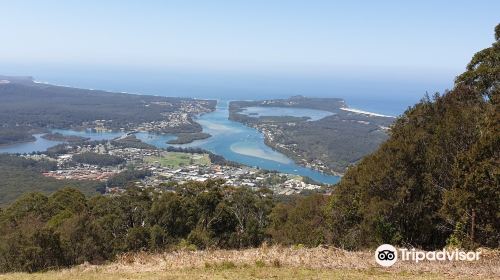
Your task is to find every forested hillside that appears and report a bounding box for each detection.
[0,154,99,206]
[279,24,499,250]
[0,79,212,130]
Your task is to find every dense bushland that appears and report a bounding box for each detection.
[0,182,274,272]
[0,154,99,206]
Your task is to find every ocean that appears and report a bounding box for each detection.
[2,65,454,116]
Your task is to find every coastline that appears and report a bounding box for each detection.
[262,132,345,177]
[3,77,367,180]
[227,97,394,176]
[340,107,396,118]
[1,76,218,149]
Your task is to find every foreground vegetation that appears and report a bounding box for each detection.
[0,268,447,280]
[0,182,275,272]
[1,246,499,279]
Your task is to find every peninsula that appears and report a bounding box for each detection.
[0,75,216,145]
[229,96,395,175]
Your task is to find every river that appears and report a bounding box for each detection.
[0,101,340,184]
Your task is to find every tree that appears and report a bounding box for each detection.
[326,24,499,250]
[268,194,329,247]
[456,23,499,99]
[126,227,150,251]
[441,23,500,248]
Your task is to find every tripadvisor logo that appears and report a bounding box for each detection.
[375,244,481,267]
[375,244,398,267]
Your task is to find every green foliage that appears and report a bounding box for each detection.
[126,227,150,251]
[0,181,274,273]
[268,194,329,247]
[111,135,156,150]
[176,239,198,251]
[327,25,500,250]
[456,23,500,99]
[187,228,212,249]
[446,222,467,249]
[149,225,169,251]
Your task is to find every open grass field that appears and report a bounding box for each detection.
[145,152,210,168]
[1,246,498,280]
[0,267,450,280]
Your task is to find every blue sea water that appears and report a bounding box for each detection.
[2,65,453,116]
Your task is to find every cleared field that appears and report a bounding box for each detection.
[1,246,498,280]
[145,152,210,168]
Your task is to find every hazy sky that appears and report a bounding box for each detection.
[1,0,498,77]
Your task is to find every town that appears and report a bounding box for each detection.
[83,99,215,133]
[23,138,329,196]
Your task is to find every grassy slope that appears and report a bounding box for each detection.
[0,267,445,280]
[1,246,498,280]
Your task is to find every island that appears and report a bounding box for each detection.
[0,128,36,146]
[229,96,395,175]
[41,132,90,142]
[167,132,212,144]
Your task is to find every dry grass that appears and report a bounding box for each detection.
[1,245,499,280]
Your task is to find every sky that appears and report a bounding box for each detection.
[1,0,498,77]
[0,0,499,116]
